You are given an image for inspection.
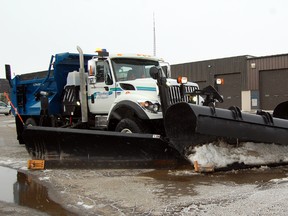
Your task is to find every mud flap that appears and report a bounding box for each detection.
[164,102,288,155]
[22,126,186,168]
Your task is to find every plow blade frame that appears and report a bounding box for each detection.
[23,126,185,168]
[164,102,288,155]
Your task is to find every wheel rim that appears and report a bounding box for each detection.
[120,128,133,133]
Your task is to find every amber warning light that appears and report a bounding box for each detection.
[177,76,188,84]
[216,78,224,85]
[95,48,109,57]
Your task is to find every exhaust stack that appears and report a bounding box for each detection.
[77,46,88,123]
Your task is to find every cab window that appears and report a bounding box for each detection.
[95,61,113,84]
[111,58,159,81]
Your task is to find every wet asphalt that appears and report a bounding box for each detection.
[1,115,288,215]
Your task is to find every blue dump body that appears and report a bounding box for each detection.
[10,53,94,117]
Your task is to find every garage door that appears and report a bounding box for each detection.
[259,69,288,110]
[215,73,241,109]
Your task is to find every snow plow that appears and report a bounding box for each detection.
[23,127,184,168]
[164,102,288,156]
[6,47,288,169]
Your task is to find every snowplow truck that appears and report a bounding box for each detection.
[5,47,206,167]
[5,47,288,168]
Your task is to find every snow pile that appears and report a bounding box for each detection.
[0,157,27,169]
[187,141,288,169]
[39,176,50,181]
[77,202,94,209]
[269,177,288,184]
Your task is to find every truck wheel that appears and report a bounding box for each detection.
[16,117,25,145]
[115,118,150,133]
[25,118,37,126]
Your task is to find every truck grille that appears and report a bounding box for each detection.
[168,85,198,104]
[62,86,80,115]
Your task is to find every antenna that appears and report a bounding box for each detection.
[153,12,156,56]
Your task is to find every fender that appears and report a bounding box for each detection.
[107,100,149,130]
[109,100,149,120]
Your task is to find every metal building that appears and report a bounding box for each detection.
[247,54,288,110]
[171,53,288,111]
[171,56,250,109]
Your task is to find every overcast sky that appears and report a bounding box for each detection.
[1,0,288,78]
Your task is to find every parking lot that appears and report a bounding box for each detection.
[1,115,288,215]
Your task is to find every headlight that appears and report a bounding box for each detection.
[188,95,198,104]
[138,100,161,113]
[192,96,197,103]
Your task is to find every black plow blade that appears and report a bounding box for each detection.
[164,102,288,155]
[22,126,186,169]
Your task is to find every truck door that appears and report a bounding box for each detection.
[87,60,116,114]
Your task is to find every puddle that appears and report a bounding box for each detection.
[139,166,288,198]
[0,166,76,215]
[142,166,288,184]
[0,166,16,203]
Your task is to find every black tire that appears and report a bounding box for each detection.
[115,118,151,133]
[25,118,37,126]
[15,117,25,145]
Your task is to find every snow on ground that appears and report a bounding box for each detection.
[179,178,288,215]
[188,141,288,169]
[0,157,27,170]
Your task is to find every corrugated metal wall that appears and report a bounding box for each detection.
[171,56,248,88]
[215,73,242,108]
[247,54,288,90]
[171,56,248,108]
[259,68,288,109]
[171,53,288,110]
[246,54,288,110]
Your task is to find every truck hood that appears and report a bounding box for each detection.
[118,78,158,91]
[118,78,199,91]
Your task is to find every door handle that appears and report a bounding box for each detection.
[104,86,109,91]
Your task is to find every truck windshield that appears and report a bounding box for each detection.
[111,58,159,81]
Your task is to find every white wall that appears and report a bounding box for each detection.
[241,91,251,112]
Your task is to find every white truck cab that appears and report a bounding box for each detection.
[65,49,201,134]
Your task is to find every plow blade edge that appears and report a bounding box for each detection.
[22,126,184,168]
[164,102,288,155]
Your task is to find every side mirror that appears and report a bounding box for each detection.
[149,66,160,80]
[161,66,168,77]
[105,73,113,85]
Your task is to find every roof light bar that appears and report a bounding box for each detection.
[95,48,109,57]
